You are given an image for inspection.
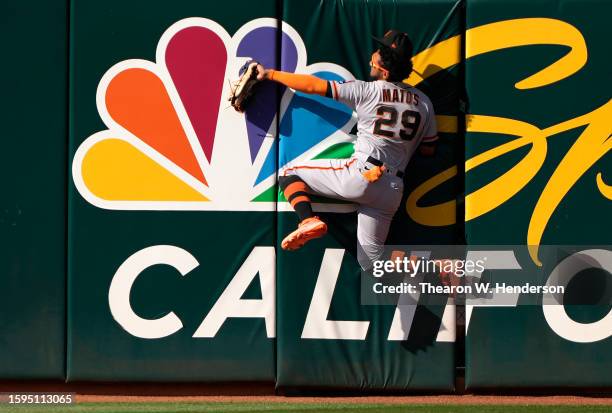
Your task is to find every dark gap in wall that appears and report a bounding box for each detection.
[273,0,284,395]
[455,0,468,391]
[63,0,72,383]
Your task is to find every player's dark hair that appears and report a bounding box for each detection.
[379,46,413,82]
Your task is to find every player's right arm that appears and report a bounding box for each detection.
[258,65,329,96]
[258,64,367,108]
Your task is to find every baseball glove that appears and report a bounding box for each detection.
[228,60,261,112]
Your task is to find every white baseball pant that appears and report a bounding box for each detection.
[281,155,403,269]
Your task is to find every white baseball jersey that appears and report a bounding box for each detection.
[329,79,438,172]
[281,78,438,270]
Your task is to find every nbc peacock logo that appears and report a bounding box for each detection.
[72,18,358,212]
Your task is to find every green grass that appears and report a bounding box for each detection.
[2,403,611,413]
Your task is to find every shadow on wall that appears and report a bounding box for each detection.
[390,64,466,246]
[395,64,464,353]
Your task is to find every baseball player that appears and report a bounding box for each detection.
[256,30,438,270]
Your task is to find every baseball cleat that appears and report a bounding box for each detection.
[281,216,327,251]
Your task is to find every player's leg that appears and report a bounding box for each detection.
[279,174,314,222]
[278,157,362,251]
[278,174,327,250]
[282,158,368,199]
[356,205,396,270]
[355,176,403,270]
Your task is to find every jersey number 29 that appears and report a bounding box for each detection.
[373,105,421,141]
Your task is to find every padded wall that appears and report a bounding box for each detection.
[275,0,462,390]
[0,0,68,379]
[67,0,279,381]
[464,0,612,388]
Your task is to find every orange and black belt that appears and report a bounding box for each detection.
[366,156,405,178]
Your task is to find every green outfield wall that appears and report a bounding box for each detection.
[1,0,610,390]
[275,0,461,390]
[67,0,279,381]
[0,0,68,379]
[463,0,612,389]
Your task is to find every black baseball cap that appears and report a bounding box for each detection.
[372,30,413,59]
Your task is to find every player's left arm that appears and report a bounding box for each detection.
[419,136,438,156]
[418,100,438,156]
